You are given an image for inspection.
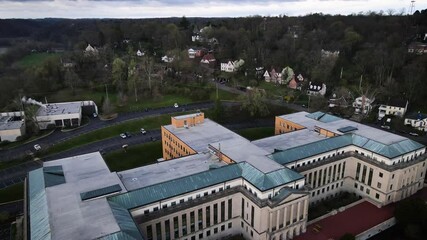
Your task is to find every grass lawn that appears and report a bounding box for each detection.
[104,141,162,172]
[210,88,240,101]
[45,112,194,156]
[16,52,60,68]
[236,127,275,141]
[0,183,24,204]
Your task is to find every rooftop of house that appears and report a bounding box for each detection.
[28,152,128,240]
[406,112,427,120]
[383,98,408,108]
[36,102,81,117]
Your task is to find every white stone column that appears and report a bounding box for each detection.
[297,201,301,222]
[290,203,294,224]
[276,209,280,230]
[303,199,308,220]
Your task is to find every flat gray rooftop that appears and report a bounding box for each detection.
[43,152,126,240]
[278,111,407,145]
[119,153,226,191]
[36,102,81,116]
[253,129,328,153]
[164,118,246,152]
[209,138,284,173]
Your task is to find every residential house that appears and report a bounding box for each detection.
[306,82,326,96]
[405,112,427,131]
[136,50,145,57]
[321,49,340,59]
[264,69,283,84]
[220,59,244,72]
[84,44,98,55]
[188,48,196,58]
[353,96,374,115]
[378,98,408,120]
[200,53,216,64]
[195,48,207,57]
[161,55,174,63]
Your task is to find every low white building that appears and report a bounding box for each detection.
[405,112,427,131]
[161,55,174,63]
[0,111,25,142]
[353,96,374,114]
[188,48,196,58]
[378,99,408,120]
[220,59,244,72]
[307,82,326,96]
[33,101,98,130]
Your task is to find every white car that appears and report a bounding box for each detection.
[409,132,419,136]
[140,128,147,135]
[34,144,41,151]
[120,133,127,139]
[174,103,179,108]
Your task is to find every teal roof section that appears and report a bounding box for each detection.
[104,201,144,240]
[270,133,425,164]
[28,168,51,240]
[43,166,65,188]
[109,162,303,210]
[306,112,341,123]
[337,126,358,133]
[80,184,122,201]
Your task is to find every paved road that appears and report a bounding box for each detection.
[0,101,216,161]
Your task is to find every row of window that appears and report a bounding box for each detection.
[146,199,233,240]
[142,186,231,214]
[292,150,347,170]
[305,161,346,189]
[311,181,344,197]
[354,182,381,200]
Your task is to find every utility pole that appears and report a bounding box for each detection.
[105,84,109,100]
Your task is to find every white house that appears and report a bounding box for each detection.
[0,111,25,142]
[264,69,283,84]
[405,112,427,131]
[136,50,145,57]
[188,48,196,58]
[307,82,326,96]
[84,44,98,55]
[220,59,244,72]
[161,55,174,63]
[378,99,408,120]
[353,96,374,115]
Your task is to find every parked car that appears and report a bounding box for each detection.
[140,128,147,135]
[93,112,98,118]
[174,103,179,108]
[34,144,41,151]
[409,132,419,136]
[381,125,391,130]
[120,133,127,139]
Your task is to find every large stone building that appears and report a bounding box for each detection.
[26,111,427,240]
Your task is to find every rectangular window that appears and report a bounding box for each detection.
[228,222,232,228]
[332,164,337,181]
[366,188,370,194]
[206,230,211,236]
[182,214,187,235]
[146,225,153,240]
[342,162,346,178]
[390,184,393,190]
[190,212,195,233]
[308,172,312,185]
[313,171,318,188]
[214,227,218,234]
[228,199,232,219]
[165,220,171,240]
[199,233,203,239]
[198,209,203,229]
[318,169,322,187]
[368,168,373,186]
[241,198,245,217]
[174,216,179,238]
[156,222,162,240]
[213,203,218,224]
[356,163,361,180]
[221,225,225,231]
[221,201,225,222]
[206,206,211,227]
[251,206,255,227]
[379,172,383,178]
[375,193,380,199]
[377,182,382,189]
[361,165,367,183]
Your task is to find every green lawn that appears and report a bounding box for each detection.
[236,127,275,141]
[0,183,24,204]
[210,88,240,101]
[104,141,162,172]
[16,52,60,68]
[45,112,194,156]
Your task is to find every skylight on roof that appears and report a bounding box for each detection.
[337,126,358,133]
[80,184,122,201]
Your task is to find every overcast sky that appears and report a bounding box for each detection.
[0,0,426,19]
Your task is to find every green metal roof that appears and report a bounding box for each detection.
[28,168,51,240]
[43,166,65,188]
[109,162,303,210]
[105,201,144,240]
[80,184,122,201]
[270,133,425,165]
[306,112,341,123]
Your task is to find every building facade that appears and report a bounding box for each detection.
[27,111,427,240]
[0,111,25,142]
